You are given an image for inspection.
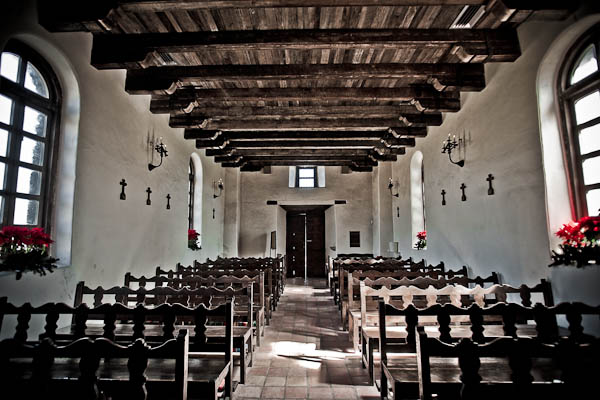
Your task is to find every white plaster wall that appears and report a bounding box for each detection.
[325,206,337,260]
[239,166,373,256]
[371,167,381,256]
[391,17,600,311]
[0,1,227,312]
[223,168,241,257]
[276,206,287,257]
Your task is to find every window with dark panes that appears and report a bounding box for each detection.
[0,40,61,228]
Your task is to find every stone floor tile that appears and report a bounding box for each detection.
[261,386,286,398]
[264,376,287,386]
[285,386,308,399]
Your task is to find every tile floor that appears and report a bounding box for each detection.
[233,278,380,399]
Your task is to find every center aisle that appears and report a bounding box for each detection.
[234,278,380,399]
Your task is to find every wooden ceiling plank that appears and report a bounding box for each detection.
[174,116,439,129]
[195,137,415,149]
[124,63,485,94]
[89,28,520,69]
[171,104,440,117]
[205,147,406,156]
[184,128,426,140]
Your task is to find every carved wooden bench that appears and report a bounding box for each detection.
[345,273,500,352]
[378,301,599,400]
[359,280,554,386]
[0,299,235,399]
[126,271,266,346]
[72,283,254,385]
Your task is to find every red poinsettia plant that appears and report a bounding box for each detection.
[188,229,201,251]
[415,230,427,250]
[550,216,600,267]
[0,226,58,279]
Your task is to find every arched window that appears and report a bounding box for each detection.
[410,151,426,249]
[190,153,203,245]
[0,40,61,228]
[188,158,195,230]
[559,26,600,218]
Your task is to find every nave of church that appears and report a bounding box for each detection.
[1,0,600,399]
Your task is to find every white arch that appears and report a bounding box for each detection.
[8,33,81,267]
[190,152,203,244]
[410,151,425,248]
[537,15,600,250]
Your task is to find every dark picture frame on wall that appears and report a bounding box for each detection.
[349,231,360,247]
[270,231,277,250]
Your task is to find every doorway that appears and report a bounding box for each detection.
[285,206,327,279]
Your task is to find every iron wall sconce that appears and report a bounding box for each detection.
[148,137,168,171]
[213,178,224,198]
[388,178,399,197]
[166,194,171,209]
[146,187,152,205]
[441,133,464,167]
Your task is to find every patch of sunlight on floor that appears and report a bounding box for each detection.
[271,340,349,369]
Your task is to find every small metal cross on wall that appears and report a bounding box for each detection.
[486,174,495,195]
[460,183,467,202]
[146,187,152,205]
[166,194,171,210]
[441,189,446,206]
[119,179,127,200]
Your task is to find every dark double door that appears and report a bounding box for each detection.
[286,208,325,278]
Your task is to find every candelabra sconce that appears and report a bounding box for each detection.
[148,137,168,171]
[166,194,171,210]
[441,133,464,167]
[388,178,399,197]
[119,179,127,200]
[213,178,224,198]
[441,189,446,206]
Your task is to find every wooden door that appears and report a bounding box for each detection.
[286,213,305,278]
[306,210,326,277]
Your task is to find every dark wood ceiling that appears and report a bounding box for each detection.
[39,0,575,171]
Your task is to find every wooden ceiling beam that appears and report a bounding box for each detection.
[171,105,440,118]
[205,148,406,157]
[196,138,415,149]
[150,87,460,114]
[184,128,426,140]
[214,154,397,163]
[174,116,439,130]
[91,28,520,68]
[125,64,485,94]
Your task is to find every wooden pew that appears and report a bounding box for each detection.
[0,299,235,400]
[72,283,254,386]
[360,280,554,386]
[339,264,467,328]
[345,273,500,352]
[378,301,600,400]
[126,271,266,346]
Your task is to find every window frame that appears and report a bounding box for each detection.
[295,166,318,188]
[558,26,600,218]
[0,40,62,229]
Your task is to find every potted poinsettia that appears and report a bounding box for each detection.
[0,226,58,279]
[415,230,427,250]
[188,229,201,251]
[550,216,600,268]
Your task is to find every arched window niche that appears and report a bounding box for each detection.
[0,35,80,267]
[190,152,203,246]
[410,151,426,249]
[537,16,600,251]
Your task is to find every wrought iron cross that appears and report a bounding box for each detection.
[486,174,495,195]
[460,183,467,202]
[166,194,171,210]
[119,179,127,200]
[146,187,152,205]
[441,189,446,206]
